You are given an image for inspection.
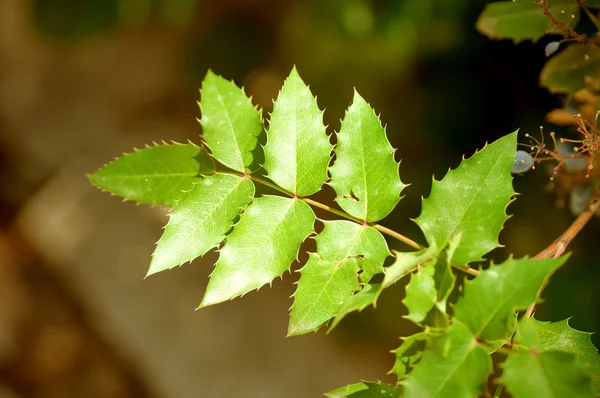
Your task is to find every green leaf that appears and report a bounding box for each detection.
[263,67,333,196]
[288,220,390,335]
[329,283,381,332]
[391,331,429,380]
[414,132,517,264]
[329,90,405,222]
[316,220,390,283]
[200,196,315,307]
[502,351,595,398]
[199,71,263,172]
[288,255,360,336]
[541,44,600,94]
[148,174,254,275]
[382,248,437,290]
[476,0,579,43]
[453,256,567,340]
[403,263,436,324]
[517,318,600,393]
[433,245,457,312]
[326,381,403,398]
[89,142,214,207]
[403,321,491,398]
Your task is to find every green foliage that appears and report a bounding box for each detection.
[540,44,600,94]
[90,67,600,397]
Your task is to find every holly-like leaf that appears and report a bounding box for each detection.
[329,90,405,222]
[326,381,402,398]
[263,67,333,196]
[200,196,315,307]
[199,71,263,172]
[288,221,390,335]
[502,351,595,398]
[89,142,214,207]
[382,248,437,290]
[329,283,381,332]
[148,174,254,275]
[541,44,600,94]
[403,263,436,324]
[517,318,600,393]
[476,0,579,43]
[453,256,567,341]
[402,320,491,398]
[288,255,360,336]
[391,331,429,380]
[414,132,517,265]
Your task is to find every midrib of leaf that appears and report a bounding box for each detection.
[214,88,244,165]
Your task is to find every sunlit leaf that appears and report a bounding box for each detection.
[403,263,436,324]
[326,381,403,398]
[89,142,214,207]
[329,283,381,331]
[391,331,429,380]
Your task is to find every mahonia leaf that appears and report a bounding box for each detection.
[200,196,315,307]
[199,70,263,172]
[433,246,456,312]
[288,255,360,336]
[329,90,405,222]
[541,44,600,94]
[89,142,214,207]
[403,263,436,324]
[414,132,517,265]
[516,318,600,393]
[329,283,381,332]
[148,174,254,275]
[316,220,390,283]
[476,0,579,43]
[502,351,595,398]
[288,221,390,335]
[326,381,403,398]
[391,331,429,380]
[263,67,333,196]
[453,256,567,341]
[382,248,437,290]
[403,320,491,398]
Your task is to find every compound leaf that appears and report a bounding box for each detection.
[326,381,403,398]
[148,174,254,275]
[502,351,595,398]
[517,318,600,393]
[289,221,390,335]
[403,320,491,398]
[89,142,214,207]
[453,256,566,341]
[329,90,405,222]
[414,132,517,265]
[391,331,429,380]
[288,254,360,336]
[329,283,381,331]
[476,0,579,43]
[199,70,263,172]
[541,44,600,94]
[263,67,333,196]
[200,196,315,307]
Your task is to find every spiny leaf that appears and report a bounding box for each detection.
[288,255,360,336]
[502,351,595,398]
[414,132,517,265]
[148,174,254,275]
[453,256,567,341]
[316,220,390,283]
[199,71,263,172]
[200,196,315,307]
[516,318,600,393]
[329,283,381,332]
[288,221,389,335]
[476,0,579,43]
[382,247,438,290]
[329,90,405,222]
[433,245,456,313]
[403,263,436,324]
[391,331,429,380]
[263,67,333,196]
[402,320,491,398]
[541,44,600,94]
[326,381,403,398]
[89,142,214,207]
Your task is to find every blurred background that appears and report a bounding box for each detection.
[0,0,598,397]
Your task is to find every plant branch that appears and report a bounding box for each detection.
[534,0,600,47]
[525,193,600,317]
[451,263,480,276]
